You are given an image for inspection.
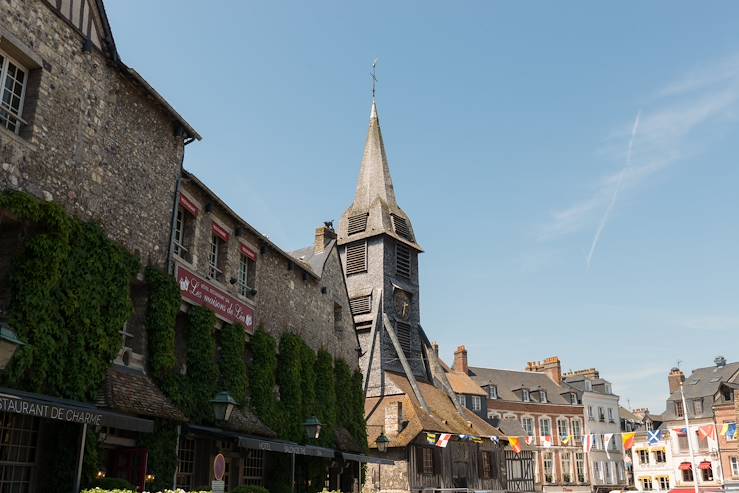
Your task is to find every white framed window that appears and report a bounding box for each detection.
[570,393,578,404]
[640,477,653,490]
[238,253,256,297]
[208,234,224,280]
[540,390,547,403]
[618,462,625,481]
[488,411,501,421]
[458,394,466,407]
[656,476,669,490]
[488,385,498,399]
[242,449,264,486]
[608,407,615,422]
[571,419,582,438]
[540,417,552,437]
[561,451,573,483]
[557,418,569,441]
[609,461,616,483]
[543,452,554,483]
[575,452,586,482]
[522,389,530,402]
[731,456,739,478]
[0,49,28,134]
[693,399,703,415]
[471,395,481,411]
[522,417,535,436]
[588,405,594,420]
[598,406,605,421]
[597,461,605,482]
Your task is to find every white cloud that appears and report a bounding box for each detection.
[538,53,739,256]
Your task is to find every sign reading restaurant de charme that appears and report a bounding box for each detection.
[0,393,103,425]
[176,264,254,333]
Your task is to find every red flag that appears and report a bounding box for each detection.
[622,432,636,451]
[699,425,716,440]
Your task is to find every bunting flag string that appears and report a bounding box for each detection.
[422,421,739,454]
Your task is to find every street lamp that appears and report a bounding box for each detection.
[0,321,24,371]
[376,432,390,453]
[303,416,322,440]
[210,391,238,423]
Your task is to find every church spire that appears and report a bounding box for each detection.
[352,99,398,211]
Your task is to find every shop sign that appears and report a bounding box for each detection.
[0,393,103,425]
[176,264,254,333]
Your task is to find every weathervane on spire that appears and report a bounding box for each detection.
[371,58,378,99]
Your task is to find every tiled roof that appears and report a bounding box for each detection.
[335,426,363,453]
[661,362,739,420]
[468,366,576,405]
[290,239,334,277]
[224,406,276,438]
[365,371,501,449]
[446,371,487,396]
[102,366,187,421]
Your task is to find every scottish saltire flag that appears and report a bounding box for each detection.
[436,433,452,448]
[648,430,663,445]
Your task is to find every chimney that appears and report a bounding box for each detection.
[384,401,403,436]
[526,356,562,384]
[314,224,337,254]
[453,346,468,374]
[563,368,600,380]
[668,367,685,394]
[432,341,439,357]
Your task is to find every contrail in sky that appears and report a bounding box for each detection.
[586,110,641,269]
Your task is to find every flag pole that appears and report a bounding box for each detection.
[680,382,700,493]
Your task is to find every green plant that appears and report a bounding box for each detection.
[299,340,317,420]
[138,419,178,492]
[181,306,218,422]
[0,191,138,401]
[249,327,282,431]
[145,266,180,377]
[231,485,270,493]
[314,349,336,448]
[350,370,368,451]
[94,477,136,490]
[277,333,304,441]
[220,323,248,404]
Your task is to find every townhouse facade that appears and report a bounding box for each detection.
[714,382,739,491]
[564,369,628,493]
[461,351,590,493]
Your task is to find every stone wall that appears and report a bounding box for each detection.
[0,0,187,267]
[178,178,360,368]
[363,449,409,493]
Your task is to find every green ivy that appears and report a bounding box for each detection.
[220,323,247,405]
[351,370,368,452]
[249,327,282,432]
[314,349,336,448]
[277,333,304,442]
[138,419,178,492]
[181,306,218,422]
[145,267,180,377]
[1,191,138,401]
[299,340,317,424]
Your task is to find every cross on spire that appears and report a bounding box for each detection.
[371,58,378,99]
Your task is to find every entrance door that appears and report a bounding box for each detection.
[450,442,469,489]
[110,448,148,492]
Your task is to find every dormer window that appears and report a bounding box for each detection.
[522,389,530,402]
[540,390,547,403]
[570,393,578,405]
[585,380,592,391]
[604,383,612,394]
[693,399,703,415]
[488,385,498,400]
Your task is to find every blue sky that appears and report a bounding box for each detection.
[106,1,739,412]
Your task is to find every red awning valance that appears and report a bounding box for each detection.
[699,461,712,470]
[179,194,199,216]
[679,462,692,471]
[212,223,230,241]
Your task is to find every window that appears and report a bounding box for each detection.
[598,407,605,422]
[677,432,689,451]
[242,449,265,486]
[522,389,530,402]
[701,463,713,482]
[396,242,411,278]
[347,213,368,235]
[731,456,739,478]
[618,462,625,482]
[557,418,569,441]
[597,461,605,481]
[395,320,412,358]
[238,253,256,297]
[0,50,28,134]
[208,234,225,280]
[654,450,666,463]
[350,295,372,315]
[471,396,482,411]
[682,465,694,482]
[173,208,195,261]
[540,417,552,437]
[540,390,547,403]
[656,477,669,490]
[391,213,412,240]
[421,447,434,475]
[570,393,578,404]
[608,408,615,423]
[609,461,616,483]
[333,303,343,333]
[575,452,586,482]
[0,413,39,493]
[693,399,703,415]
[176,437,195,488]
[488,385,498,399]
[640,477,653,490]
[605,383,612,394]
[561,452,572,483]
[481,450,493,479]
[646,421,653,432]
[588,405,594,421]
[543,452,554,483]
[571,419,581,438]
[488,411,501,422]
[675,401,684,417]
[696,430,708,450]
[346,240,368,275]
[638,450,649,465]
[522,417,535,436]
[458,394,466,407]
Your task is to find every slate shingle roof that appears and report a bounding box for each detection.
[468,366,575,405]
[102,366,187,421]
[661,362,739,420]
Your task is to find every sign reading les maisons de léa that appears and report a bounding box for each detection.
[176,264,254,333]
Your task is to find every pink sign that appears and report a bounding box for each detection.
[176,264,254,333]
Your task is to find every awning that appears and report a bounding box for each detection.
[679,463,693,471]
[699,461,712,470]
[342,452,395,465]
[669,489,722,493]
[0,387,153,432]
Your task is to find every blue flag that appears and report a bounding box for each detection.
[648,430,663,445]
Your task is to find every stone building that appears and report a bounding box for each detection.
[0,0,197,491]
[462,351,591,493]
[337,100,507,493]
[714,381,739,491]
[172,171,365,491]
[563,368,628,493]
